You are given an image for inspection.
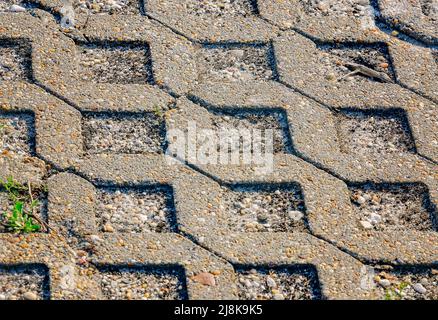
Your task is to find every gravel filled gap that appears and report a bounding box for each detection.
[198,43,276,82]
[82,112,167,155]
[235,264,322,300]
[349,182,437,232]
[95,185,178,234]
[0,112,36,157]
[336,108,417,156]
[221,183,308,233]
[96,264,188,300]
[0,264,50,300]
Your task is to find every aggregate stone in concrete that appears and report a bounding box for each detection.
[258,0,382,41]
[145,0,279,42]
[274,31,438,163]
[377,0,438,45]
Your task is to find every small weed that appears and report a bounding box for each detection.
[153,105,163,118]
[1,176,46,233]
[384,281,410,300]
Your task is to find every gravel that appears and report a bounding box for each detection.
[236,266,322,300]
[82,113,166,154]
[77,42,153,84]
[73,0,142,15]
[198,44,275,82]
[186,0,257,17]
[210,111,292,154]
[0,41,31,81]
[0,265,49,300]
[372,266,438,300]
[300,0,373,17]
[337,110,416,156]
[97,266,186,300]
[0,113,35,157]
[95,186,177,233]
[221,185,308,232]
[320,44,394,83]
[349,183,437,232]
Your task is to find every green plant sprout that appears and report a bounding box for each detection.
[1,177,44,234]
[384,281,409,300]
[153,105,164,118]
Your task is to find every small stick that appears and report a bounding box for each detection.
[27,181,50,232]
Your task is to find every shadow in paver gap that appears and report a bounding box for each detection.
[223,182,309,232]
[0,111,36,157]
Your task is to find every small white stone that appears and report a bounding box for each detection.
[355,195,366,205]
[273,293,285,300]
[23,292,38,300]
[266,276,277,288]
[288,210,304,221]
[378,279,391,288]
[369,213,382,224]
[9,5,26,12]
[360,220,373,230]
[0,294,6,300]
[412,283,427,294]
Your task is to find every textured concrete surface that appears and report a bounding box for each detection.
[0,1,437,300]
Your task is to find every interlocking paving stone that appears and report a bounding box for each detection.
[0,3,437,300]
[378,0,438,45]
[258,0,380,41]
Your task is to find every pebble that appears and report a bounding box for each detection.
[266,276,277,288]
[412,283,427,294]
[273,293,285,300]
[360,220,373,230]
[192,272,216,286]
[23,292,38,300]
[0,294,5,300]
[378,279,391,288]
[103,223,115,233]
[9,4,26,12]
